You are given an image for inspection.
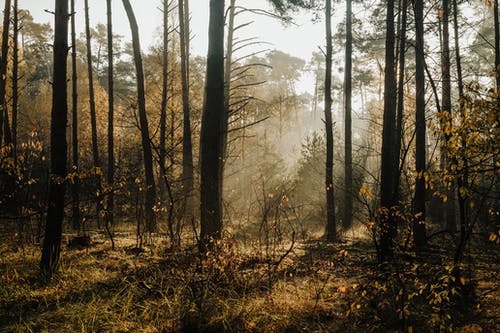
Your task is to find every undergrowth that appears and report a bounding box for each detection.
[0,233,498,332]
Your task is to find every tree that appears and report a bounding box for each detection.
[84,0,102,218]
[413,0,427,248]
[495,0,500,97]
[441,0,456,232]
[199,0,225,247]
[223,0,236,158]
[394,0,407,198]
[343,0,353,231]
[70,0,81,232]
[106,0,115,248]
[179,0,194,224]
[379,0,397,261]
[40,0,69,277]
[122,0,157,233]
[12,0,20,160]
[0,0,11,148]
[324,0,336,242]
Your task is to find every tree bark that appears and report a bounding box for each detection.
[379,0,397,261]
[413,0,427,248]
[160,0,175,244]
[343,0,353,231]
[12,0,19,160]
[495,0,499,101]
[324,0,336,242]
[441,0,456,232]
[70,0,81,233]
[84,0,103,220]
[394,0,407,198]
[223,0,236,159]
[0,0,11,148]
[200,0,225,247]
[40,0,69,277]
[179,0,194,225]
[106,0,115,248]
[122,0,157,233]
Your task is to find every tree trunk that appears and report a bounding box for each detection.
[223,0,236,159]
[324,0,336,242]
[495,0,499,103]
[343,0,353,231]
[379,0,397,261]
[70,0,81,233]
[160,0,175,245]
[394,0,407,198]
[413,0,427,248]
[84,0,103,220]
[122,0,157,233]
[441,0,456,232]
[0,0,11,148]
[179,0,194,227]
[200,0,225,247]
[106,0,115,249]
[40,0,69,277]
[12,0,19,160]
[492,0,500,238]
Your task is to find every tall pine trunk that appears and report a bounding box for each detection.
[179,0,194,226]
[413,0,427,248]
[122,0,157,233]
[160,0,176,245]
[84,0,102,219]
[0,0,11,148]
[105,0,115,249]
[40,0,69,277]
[343,0,353,231]
[200,0,225,247]
[324,0,336,242]
[223,0,236,158]
[70,0,81,233]
[379,0,398,261]
[394,0,407,198]
[12,0,19,161]
[492,0,500,241]
[441,0,456,232]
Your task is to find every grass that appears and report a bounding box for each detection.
[0,229,498,332]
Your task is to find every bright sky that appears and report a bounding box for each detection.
[20,0,324,62]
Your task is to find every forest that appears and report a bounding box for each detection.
[0,0,499,332]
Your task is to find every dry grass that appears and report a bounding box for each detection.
[0,231,498,332]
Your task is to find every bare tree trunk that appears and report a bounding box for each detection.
[394,0,407,198]
[379,0,397,261]
[106,0,115,249]
[122,0,157,233]
[84,0,103,221]
[452,0,468,265]
[12,0,19,160]
[40,0,69,277]
[179,0,194,228]
[343,0,353,231]
[0,0,11,148]
[324,0,336,242]
[70,0,81,233]
[492,0,500,239]
[223,0,236,158]
[160,0,175,244]
[200,0,225,248]
[413,0,427,248]
[495,0,500,93]
[441,0,456,232]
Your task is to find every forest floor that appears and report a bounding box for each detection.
[0,228,498,332]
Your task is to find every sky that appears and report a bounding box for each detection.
[18,0,325,61]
